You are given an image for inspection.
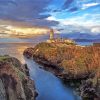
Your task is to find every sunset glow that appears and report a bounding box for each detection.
[5,26,50,35]
[0,23,50,37]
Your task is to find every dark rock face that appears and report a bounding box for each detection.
[23,42,100,100]
[0,55,37,100]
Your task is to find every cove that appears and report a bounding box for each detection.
[25,59,80,100]
[0,37,81,100]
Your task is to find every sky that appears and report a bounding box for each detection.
[0,0,100,35]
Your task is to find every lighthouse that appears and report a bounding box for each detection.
[47,29,75,44]
[50,29,54,40]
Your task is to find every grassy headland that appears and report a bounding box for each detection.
[24,42,100,100]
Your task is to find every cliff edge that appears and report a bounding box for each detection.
[0,55,37,100]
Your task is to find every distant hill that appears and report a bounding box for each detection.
[60,33,100,42]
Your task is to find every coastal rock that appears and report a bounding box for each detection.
[0,55,37,100]
[24,42,100,78]
[23,42,100,100]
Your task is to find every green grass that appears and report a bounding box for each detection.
[0,55,26,80]
[75,58,85,68]
[12,65,26,80]
[0,55,10,61]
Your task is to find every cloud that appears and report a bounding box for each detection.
[46,16,57,21]
[61,14,100,27]
[49,13,100,34]
[0,0,17,6]
[0,18,59,29]
[0,0,51,20]
[62,0,74,10]
[0,19,51,36]
[67,7,78,12]
[0,0,100,35]
[0,19,33,28]
[81,3,100,9]
[25,19,59,27]
[91,27,100,34]
[0,0,60,28]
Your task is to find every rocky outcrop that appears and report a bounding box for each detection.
[23,42,100,100]
[0,55,37,100]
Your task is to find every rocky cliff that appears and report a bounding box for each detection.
[23,42,100,100]
[0,55,37,100]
